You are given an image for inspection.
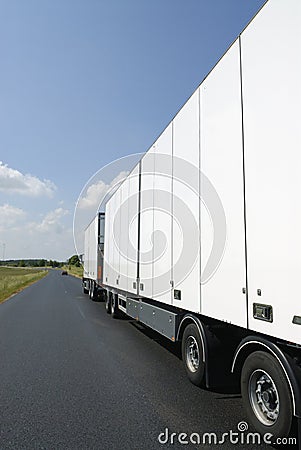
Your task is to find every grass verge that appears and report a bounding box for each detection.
[0,267,48,304]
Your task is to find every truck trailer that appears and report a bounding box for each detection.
[82,0,301,441]
[82,213,105,300]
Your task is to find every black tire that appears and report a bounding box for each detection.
[88,281,98,301]
[91,285,99,301]
[241,351,293,439]
[82,281,89,295]
[182,323,205,387]
[111,295,120,319]
[88,281,93,299]
[98,290,105,302]
[105,292,111,314]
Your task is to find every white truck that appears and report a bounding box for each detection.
[82,213,105,300]
[82,0,301,441]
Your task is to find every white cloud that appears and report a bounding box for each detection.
[77,170,129,210]
[0,207,73,260]
[0,161,56,197]
[78,180,107,210]
[31,208,69,233]
[0,203,26,230]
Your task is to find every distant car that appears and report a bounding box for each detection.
[61,270,68,276]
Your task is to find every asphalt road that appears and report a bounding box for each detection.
[0,270,291,449]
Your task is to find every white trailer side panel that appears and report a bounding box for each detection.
[84,215,99,281]
[172,89,201,312]
[118,178,130,292]
[152,126,173,304]
[111,188,121,288]
[200,40,247,327]
[97,213,105,284]
[126,164,140,294]
[103,197,115,286]
[83,224,90,279]
[242,0,301,343]
[139,148,155,298]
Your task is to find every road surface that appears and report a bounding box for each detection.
[0,270,289,449]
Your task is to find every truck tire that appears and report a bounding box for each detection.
[182,323,205,387]
[241,350,293,439]
[111,295,120,319]
[98,290,105,302]
[83,282,89,295]
[89,281,97,301]
[105,293,111,314]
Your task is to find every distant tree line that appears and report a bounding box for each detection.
[0,259,64,268]
[0,255,82,268]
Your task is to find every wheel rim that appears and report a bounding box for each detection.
[185,336,200,373]
[248,369,280,426]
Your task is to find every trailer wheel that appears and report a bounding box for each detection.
[105,292,111,314]
[82,281,89,295]
[111,295,120,319]
[88,281,93,299]
[241,351,293,439]
[89,281,98,301]
[98,290,105,302]
[182,323,205,387]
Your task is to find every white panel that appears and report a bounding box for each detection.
[103,198,114,286]
[118,178,130,291]
[200,40,247,327]
[112,188,121,288]
[242,0,301,343]
[139,148,155,297]
[83,215,98,281]
[108,200,114,285]
[84,223,90,278]
[104,194,119,288]
[152,126,173,305]
[127,164,140,294]
[173,90,200,312]
[110,197,117,287]
[104,197,116,286]
[98,214,105,284]
[92,215,99,280]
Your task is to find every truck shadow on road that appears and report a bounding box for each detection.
[128,318,241,395]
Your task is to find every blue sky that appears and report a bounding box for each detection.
[0,0,266,260]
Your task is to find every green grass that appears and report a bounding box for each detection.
[0,267,48,304]
[60,265,83,279]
